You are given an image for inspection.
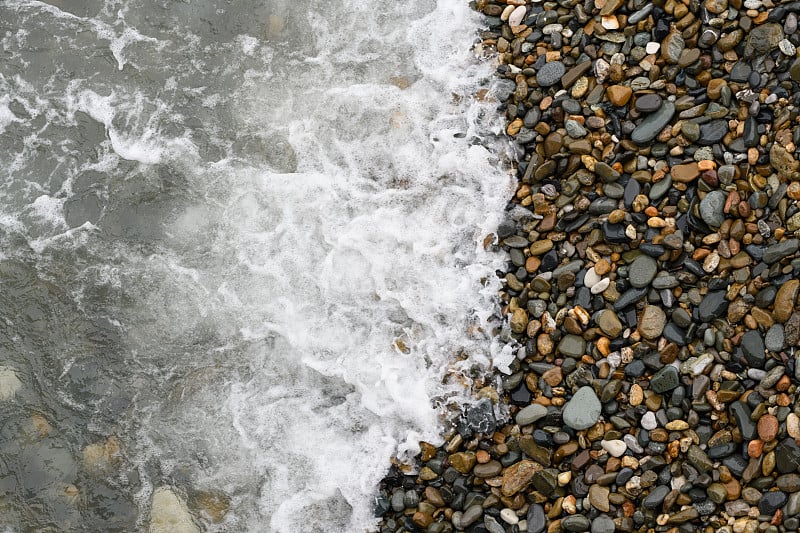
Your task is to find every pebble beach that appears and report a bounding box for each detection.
[376,1,800,532]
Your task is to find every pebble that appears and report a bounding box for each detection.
[638,305,666,340]
[536,61,565,87]
[516,403,548,426]
[699,190,726,227]
[0,366,22,401]
[562,386,601,430]
[628,255,657,288]
[149,487,200,533]
[631,102,675,144]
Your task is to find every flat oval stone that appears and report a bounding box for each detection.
[537,61,566,87]
[629,255,658,287]
[635,93,663,113]
[632,102,675,145]
[527,504,546,533]
[562,515,591,532]
[516,404,548,426]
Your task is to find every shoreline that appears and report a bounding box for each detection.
[376,0,800,532]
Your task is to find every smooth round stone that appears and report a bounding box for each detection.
[758,491,788,514]
[741,330,766,368]
[537,61,566,87]
[596,309,623,338]
[527,504,546,533]
[562,515,591,532]
[638,305,666,339]
[699,190,726,228]
[765,324,785,351]
[591,515,615,533]
[500,508,519,525]
[635,93,663,113]
[632,102,675,144]
[649,175,672,200]
[562,386,602,430]
[516,403,548,426]
[591,278,611,294]
[601,439,627,457]
[629,255,657,288]
[643,485,670,509]
[584,268,602,288]
[641,411,658,430]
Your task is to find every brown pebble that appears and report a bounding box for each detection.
[606,85,632,106]
[757,414,778,442]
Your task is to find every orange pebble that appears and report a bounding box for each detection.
[476,450,491,464]
[748,439,763,458]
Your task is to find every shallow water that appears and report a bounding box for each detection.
[0,0,510,530]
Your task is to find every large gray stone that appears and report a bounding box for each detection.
[699,190,726,227]
[631,102,675,145]
[562,386,601,430]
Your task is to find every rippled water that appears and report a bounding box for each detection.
[0,0,509,530]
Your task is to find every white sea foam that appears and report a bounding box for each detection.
[0,0,512,531]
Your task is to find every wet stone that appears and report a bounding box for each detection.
[765,325,785,351]
[516,404,548,426]
[562,386,602,430]
[537,61,566,87]
[758,491,788,515]
[635,94,663,113]
[775,439,800,474]
[699,190,726,228]
[632,102,675,145]
[731,402,758,441]
[698,291,728,322]
[562,515,591,532]
[629,255,657,288]
[741,330,765,368]
[643,485,670,508]
[697,120,728,146]
[650,365,679,393]
[527,504,546,533]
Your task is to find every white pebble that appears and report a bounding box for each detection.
[779,39,796,56]
[583,268,602,288]
[601,439,628,457]
[645,42,661,55]
[640,411,658,430]
[501,508,519,525]
[594,58,610,83]
[787,413,800,440]
[542,24,563,35]
[508,5,527,27]
[0,366,22,401]
[743,0,762,8]
[590,277,610,294]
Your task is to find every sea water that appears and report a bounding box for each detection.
[0,0,511,530]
